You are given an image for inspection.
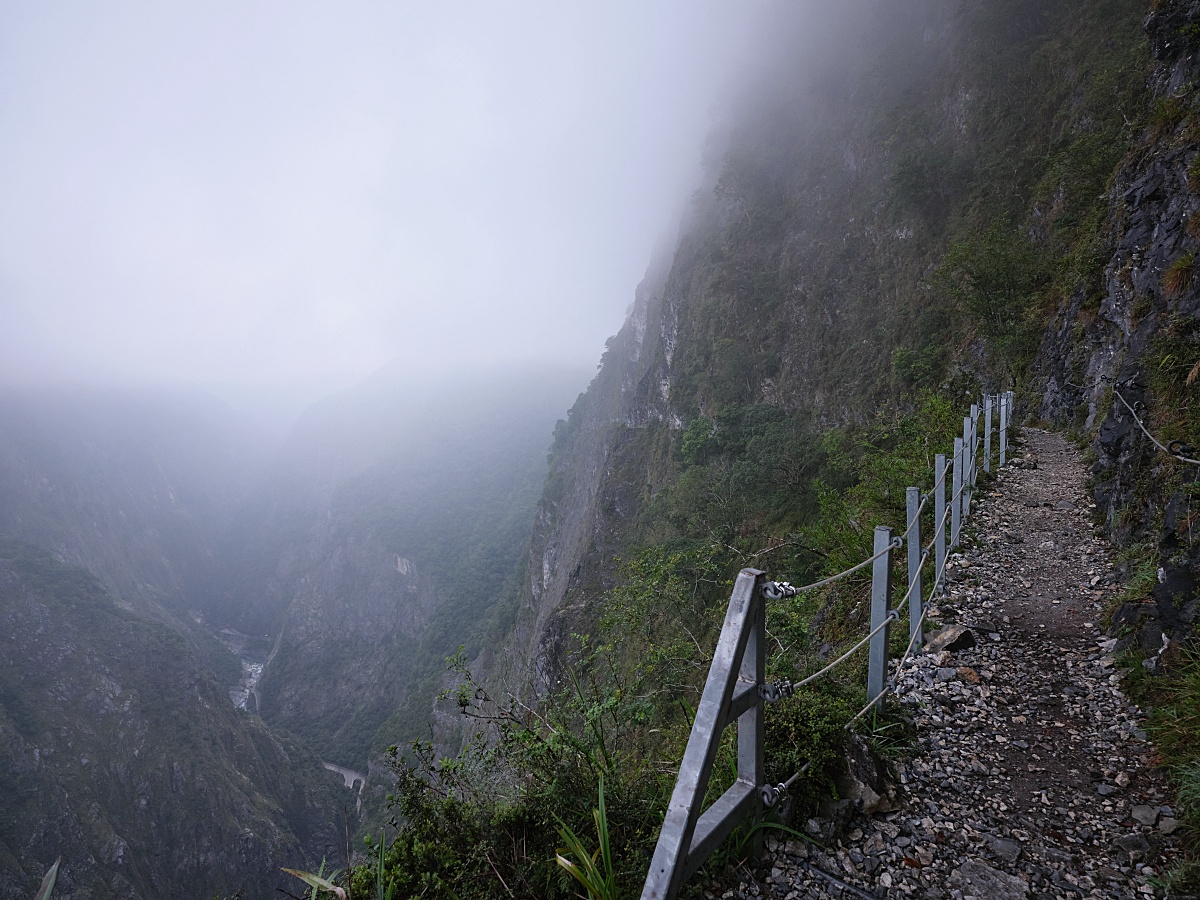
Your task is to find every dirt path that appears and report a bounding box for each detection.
[715,429,1181,899]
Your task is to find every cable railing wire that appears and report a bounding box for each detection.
[783,607,901,692]
[764,536,902,599]
[1111,386,1200,466]
[845,571,938,727]
[1068,374,1200,466]
[889,547,929,617]
[769,541,932,702]
[768,436,962,603]
[923,504,950,557]
[931,456,952,493]
[762,418,983,792]
[764,461,951,692]
[643,393,1006,899]
[899,491,931,542]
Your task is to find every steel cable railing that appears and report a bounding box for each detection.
[770,402,992,785]
[782,607,901,693]
[1111,386,1200,465]
[761,480,955,790]
[889,547,929,617]
[844,541,950,727]
[925,504,951,557]
[641,391,1011,900]
[763,536,902,599]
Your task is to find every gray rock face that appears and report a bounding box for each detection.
[1113,832,1152,864]
[836,733,898,817]
[1131,804,1160,827]
[987,835,1022,864]
[1034,0,1200,645]
[924,624,976,653]
[949,859,1029,899]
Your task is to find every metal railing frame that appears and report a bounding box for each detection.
[641,393,1014,899]
[642,569,766,899]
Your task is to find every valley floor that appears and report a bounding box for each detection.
[711,430,1184,899]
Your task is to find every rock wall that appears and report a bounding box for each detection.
[493,0,1155,697]
[1035,0,1200,651]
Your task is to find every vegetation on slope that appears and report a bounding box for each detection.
[0,538,348,900]
[347,0,1169,895]
[228,367,587,771]
[346,397,965,898]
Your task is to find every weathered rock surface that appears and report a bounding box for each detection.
[1035,0,1200,656]
[949,859,1030,899]
[924,624,976,653]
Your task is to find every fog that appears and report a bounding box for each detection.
[0,2,788,408]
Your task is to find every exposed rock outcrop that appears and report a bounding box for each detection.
[1035,0,1200,646]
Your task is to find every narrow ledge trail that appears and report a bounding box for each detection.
[710,429,1184,900]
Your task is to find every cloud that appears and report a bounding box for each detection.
[0,1,768,395]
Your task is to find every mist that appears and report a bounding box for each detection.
[0,1,794,412]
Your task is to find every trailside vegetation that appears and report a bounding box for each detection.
[342,0,1172,895]
[337,397,968,898]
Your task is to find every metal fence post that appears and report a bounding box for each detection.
[1007,391,1015,447]
[906,486,923,647]
[739,577,765,859]
[951,437,963,547]
[934,453,947,594]
[963,414,974,519]
[642,570,767,900]
[970,403,979,482]
[867,526,893,706]
[983,394,993,474]
[999,392,1008,467]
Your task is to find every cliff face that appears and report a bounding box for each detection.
[0,541,345,900]
[0,367,585,892]
[498,261,675,686]
[227,366,588,769]
[249,521,443,768]
[1035,0,1200,651]
[495,0,1156,694]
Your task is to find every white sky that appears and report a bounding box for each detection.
[0,1,770,399]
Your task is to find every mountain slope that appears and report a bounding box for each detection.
[0,387,274,683]
[0,539,345,900]
[0,366,589,891]
[491,0,1153,696]
[212,365,590,769]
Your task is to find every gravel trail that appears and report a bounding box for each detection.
[710,429,1182,899]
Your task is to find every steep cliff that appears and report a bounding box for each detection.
[0,540,345,900]
[1035,0,1200,652]
[212,366,588,770]
[496,0,1153,694]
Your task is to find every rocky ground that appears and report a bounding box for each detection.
[708,429,1186,899]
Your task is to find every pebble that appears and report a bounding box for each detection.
[707,431,1179,899]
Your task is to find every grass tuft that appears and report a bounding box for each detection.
[1163,252,1196,299]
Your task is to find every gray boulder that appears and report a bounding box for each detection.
[948,859,1029,899]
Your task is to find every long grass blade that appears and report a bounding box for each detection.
[595,775,613,893]
[281,868,347,900]
[34,858,60,900]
